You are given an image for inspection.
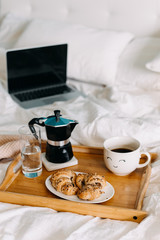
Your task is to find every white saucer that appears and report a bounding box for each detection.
[45,173,115,203]
[42,152,78,171]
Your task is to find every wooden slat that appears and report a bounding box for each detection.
[134,164,151,210]
[0,191,147,223]
[0,153,21,191]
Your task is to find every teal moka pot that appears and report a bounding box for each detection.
[28,110,78,163]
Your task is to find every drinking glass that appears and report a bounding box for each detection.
[19,125,42,178]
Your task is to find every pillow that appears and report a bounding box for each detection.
[145,53,160,73]
[1,0,31,18]
[115,37,160,90]
[14,19,134,86]
[0,14,30,81]
[0,48,6,81]
[0,13,29,49]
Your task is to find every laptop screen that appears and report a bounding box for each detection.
[7,44,67,94]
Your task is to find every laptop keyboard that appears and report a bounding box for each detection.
[15,85,73,102]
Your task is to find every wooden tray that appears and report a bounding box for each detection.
[0,144,156,223]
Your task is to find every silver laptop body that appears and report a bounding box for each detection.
[6,44,82,108]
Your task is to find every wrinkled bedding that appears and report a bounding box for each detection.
[0,13,160,240]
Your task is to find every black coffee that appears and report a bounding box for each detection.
[111,148,133,153]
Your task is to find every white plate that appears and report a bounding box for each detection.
[45,173,115,204]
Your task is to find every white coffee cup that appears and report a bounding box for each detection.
[103,136,151,176]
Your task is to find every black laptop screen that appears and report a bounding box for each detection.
[7,44,67,93]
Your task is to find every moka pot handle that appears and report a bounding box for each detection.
[28,117,46,139]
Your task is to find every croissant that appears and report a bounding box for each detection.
[76,173,106,201]
[50,170,106,201]
[76,173,106,190]
[77,184,102,201]
[50,169,78,195]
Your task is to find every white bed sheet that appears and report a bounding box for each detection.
[1,79,160,240]
[0,15,160,240]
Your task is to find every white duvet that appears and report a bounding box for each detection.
[0,14,160,240]
[1,79,160,240]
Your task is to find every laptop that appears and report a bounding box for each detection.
[6,44,82,108]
